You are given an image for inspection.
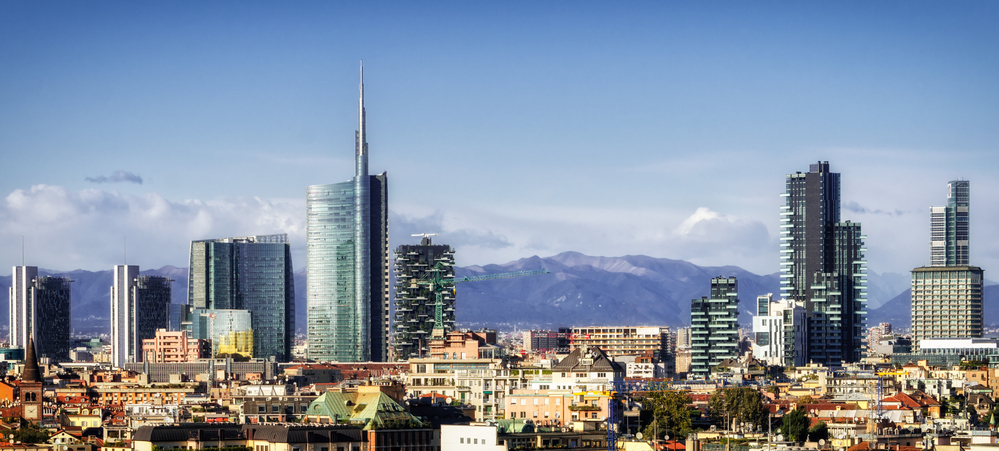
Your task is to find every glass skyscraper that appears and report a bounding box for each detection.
[188,234,295,361]
[930,180,970,267]
[307,64,390,362]
[8,267,73,362]
[779,161,866,364]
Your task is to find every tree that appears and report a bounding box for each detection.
[641,390,693,441]
[795,395,815,407]
[807,421,828,442]
[708,387,766,430]
[12,423,50,444]
[780,407,809,443]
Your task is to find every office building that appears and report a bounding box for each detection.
[307,65,389,362]
[522,329,571,354]
[690,277,739,378]
[8,267,73,362]
[911,181,981,349]
[930,180,970,267]
[111,266,172,368]
[182,307,255,358]
[393,235,455,360]
[780,161,866,364]
[910,266,983,346]
[188,234,294,361]
[751,294,806,367]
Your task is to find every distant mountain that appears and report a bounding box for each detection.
[451,252,780,329]
[1,253,942,336]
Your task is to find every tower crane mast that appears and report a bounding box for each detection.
[414,261,550,339]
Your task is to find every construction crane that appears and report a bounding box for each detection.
[414,261,550,339]
[875,370,908,420]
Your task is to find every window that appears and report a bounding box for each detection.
[474,438,478,444]
[510,398,517,405]
[533,399,538,406]
[521,399,526,405]
[257,405,266,413]
[520,412,526,418]
[544,399,549,405]
[460,438,464,444]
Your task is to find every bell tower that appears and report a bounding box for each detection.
[20,337,43,424]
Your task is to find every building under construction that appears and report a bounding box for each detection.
[392,235,455,360]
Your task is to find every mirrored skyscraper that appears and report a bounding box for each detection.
[307,64,389,362]
[188,234,295,361]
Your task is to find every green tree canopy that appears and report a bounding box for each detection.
[12,423,50,444]
[781,407,809,443]
[807,421,828,442]
[641,390,693,441]
[708,387,766,430]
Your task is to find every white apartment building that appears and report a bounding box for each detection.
[751,294,806,367]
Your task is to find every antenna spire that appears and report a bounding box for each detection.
[124,235,127,265]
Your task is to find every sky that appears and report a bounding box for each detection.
[2,1,999,278]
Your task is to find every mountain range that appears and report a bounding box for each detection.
[0,252,981,336]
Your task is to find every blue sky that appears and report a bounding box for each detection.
[2,1,999,278]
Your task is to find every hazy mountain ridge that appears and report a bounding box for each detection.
[0,253,965,336]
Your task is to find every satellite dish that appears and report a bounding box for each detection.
[637,432,644,439]
[664,434,670,441]
[777,434,785,442]
[820,439,826,446]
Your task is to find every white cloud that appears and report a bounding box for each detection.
[0,185,305,271]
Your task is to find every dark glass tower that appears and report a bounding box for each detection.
[9,268,73,362]
[307,63,390,362]
[779,162,866,364]
[392,235,455,360]
[188,234,295,361]
[689,276,739,378]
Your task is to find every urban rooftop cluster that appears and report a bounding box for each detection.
[3,69,991,451]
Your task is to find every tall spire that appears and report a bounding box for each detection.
[22,336,40,383]
[355,60,368,178]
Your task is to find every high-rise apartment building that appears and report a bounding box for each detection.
[8,267,72,362]
[911,267,983,345]
[751,294,806,367]
[188,234,294,361]
[569,326,673,361]
[111,265,171,368]
[779,162,866,364]
[912,181,981,349]
[307,65,389,362]
[392,235,455,360]
[930,180,970,267]
[690,277,739,378]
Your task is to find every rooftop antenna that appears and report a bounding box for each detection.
[124,235,127,265]
[21,236,24,266]
[411,232,439,246]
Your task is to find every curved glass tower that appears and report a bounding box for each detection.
[307,64,389,362]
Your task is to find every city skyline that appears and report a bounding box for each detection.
[3,2,999,279]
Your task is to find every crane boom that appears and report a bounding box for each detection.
[452,269,550,283]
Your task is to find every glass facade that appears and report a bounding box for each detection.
[134,276,172,362]
[185,308,254,358]
[188,234,295,361]
[306,67,389,363]
[31,276,72,362]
